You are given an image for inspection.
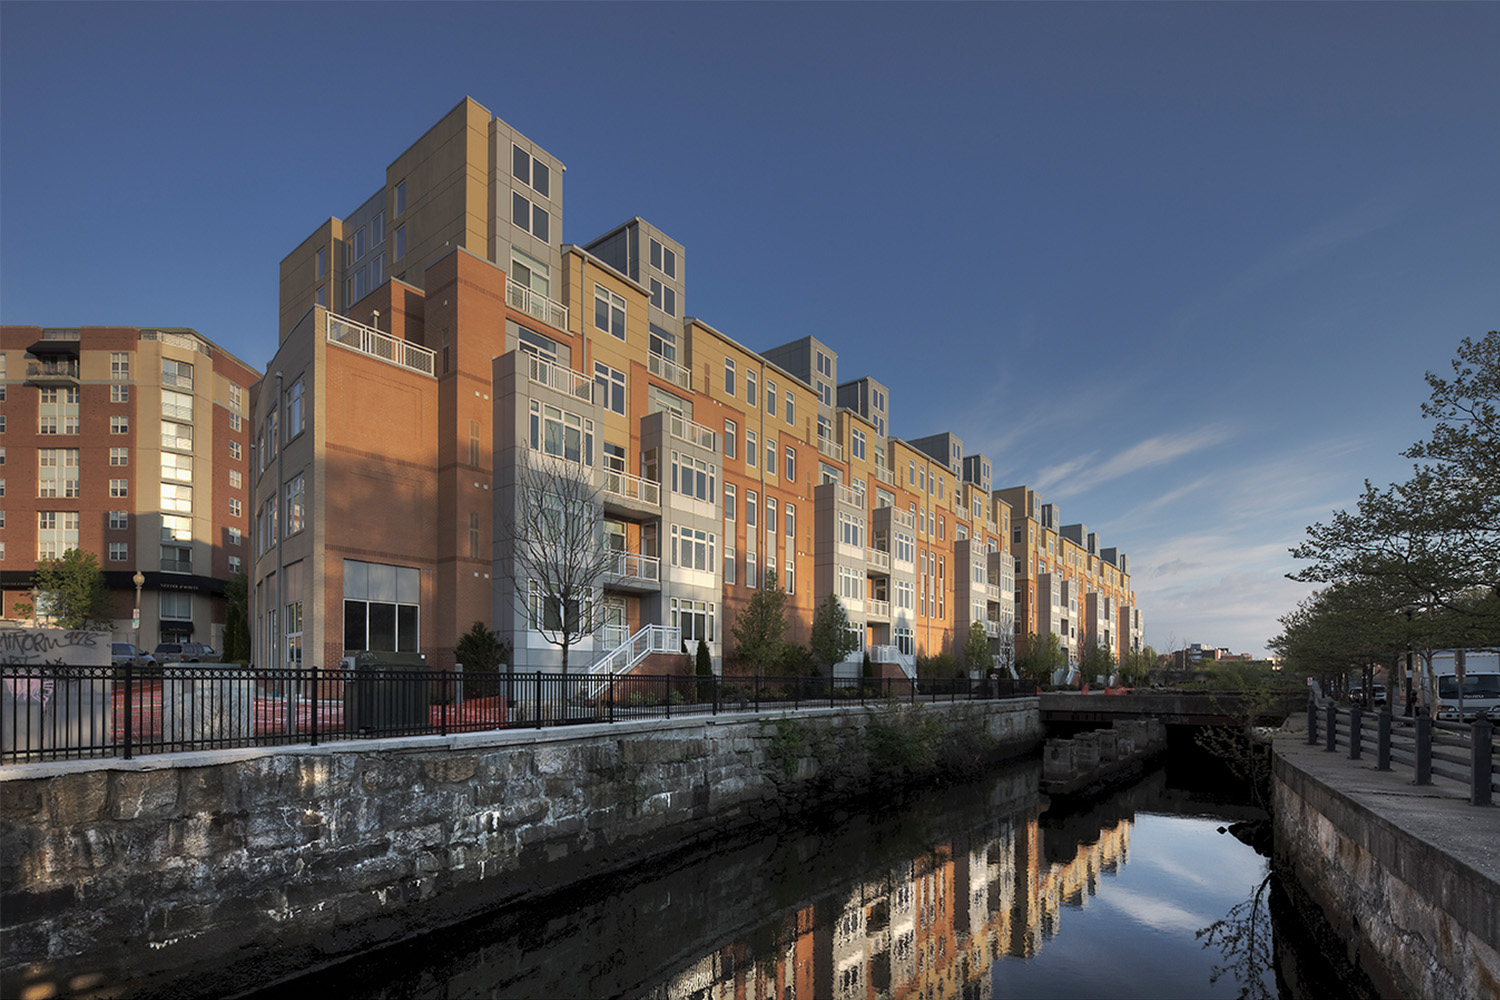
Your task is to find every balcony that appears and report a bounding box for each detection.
[890,508,915,531]
[816,436,844,461]
[25,361,80,386]
[326,314,436,377]
[866,599,891,621]
[834,484,863,509]
[866,547,891,573]
[602,550,662,592]
[666,411,717,451]
[647,352,692,391]
[981,619,1000,638]
[526,354,593,402]
[506,283,569,332]
[872,465,894,486]
[986,582,1001,602]
[599,468,661,516]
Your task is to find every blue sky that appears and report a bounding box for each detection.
[4,2,1497,657]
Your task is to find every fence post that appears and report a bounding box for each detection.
[439,670,449,738]
[1377,709,1392,771]
[1472,719,1493,807]
[1307,696,1318,745]
[609,674,616,724]
[1348,704,1362,760]
[122,663,134,761]
[535,672,544,730]
[754,673,761,713]
[1415,714,1432,785]
[1325,703,1337,752]
[829,672,835,709]
[310,665,320,746]
[713,675,720,716]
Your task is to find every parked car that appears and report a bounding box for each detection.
[152,642,221,663]
[111,642,157,669]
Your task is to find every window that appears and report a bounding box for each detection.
[316,287,326,308]
[37,512,80,560]
[286,474,305,536]
[724,483,736,521]
[513,144,550,196]
[669,526,715,572]
[162,358,194,391]
[785,392,794,426]
[746,491,758,528]
[784,551,795,595]
[469,511,481,559]
[746,370,757,408]
[229,441,241,461]
[650,238,677,278]
[230,412,242,432]
[162,389,193,422]
[111,384,129,403]
[938,516,945,540]
[111,353,129,380]
[344,559,420,653]
[725,546,736,585]
[785,446,796,482]
[594,284,626,339]
[724,358,735,395]
[110,448,128,466]
[723,420,736,460]
[766,497,777,535]
[671,450,715,503]
[394,224,406,261]
[370,211,384,248]
[229,555,241,575]
[315,247,326,279]
[746,551,758,589]
[594,362,626,414]
[109,479,128,498]
[746,430,757,468]
[670,599,714,643]
[109,511,129,530]
[766,380,777,417]
[161,482,193,513]
[851,428,866,461]
[230,470,241,489]
[765,437,776,477]
[109,543,128,562]
[228,527,242,547]
[528,400,594,465]
[229,498,242,518]
[38,449,80,499]
[161,452,192,482]
[649,278,677,316]
[512,191,550,241]
[394,180,406,215]
[284,377,304,441]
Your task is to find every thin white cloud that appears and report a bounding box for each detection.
[1095,887,1207,934]
[1032,425,1233,499]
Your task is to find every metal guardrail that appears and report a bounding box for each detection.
[326,314,436,377]
[1307,699,1497,806]
[526,353,593,401]
[506,284,569,332]
[0,663,1031,765]
[647,352,691,390]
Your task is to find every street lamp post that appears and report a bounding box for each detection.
[132,570,145,655]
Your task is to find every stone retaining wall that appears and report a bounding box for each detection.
[1272,751,1500,1000]
[1,699,1038,999]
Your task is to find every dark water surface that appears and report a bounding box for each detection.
[245,751,1300,1000]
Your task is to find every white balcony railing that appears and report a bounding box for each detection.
[600,469,661,508]
[981,619,1000,638]
[986,583,1001,602]
[873,465,894,486]
[506,283,569,332]
[326,314,436,377]
[835,484,863,509]
[817,436,844,462]
[890,509,915,531]
[866,599,891,620]
[866,548,890,572]
[526,353,593,401]
[666,411,717,451]
[603,550,661,584]
[648,352,692,390]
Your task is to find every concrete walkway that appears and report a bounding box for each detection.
[1272,719,1500,891]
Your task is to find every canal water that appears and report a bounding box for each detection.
[248,747,1310,1000]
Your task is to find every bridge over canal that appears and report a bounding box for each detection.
[1040,689,1306,727]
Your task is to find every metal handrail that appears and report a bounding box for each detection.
[817,436,844,461]
[326,314,436,377]
[600,469,661,507]
[603,550,661,583]
[506,283,569,332]
[666,411,717,451]
[526,354,593,401]
[648,352,691,390]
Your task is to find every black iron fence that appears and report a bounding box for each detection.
[1,663,1029,765]
[1307,698,1498,806]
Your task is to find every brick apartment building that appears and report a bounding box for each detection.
[0,326,259,650]
[248,95,1142,679]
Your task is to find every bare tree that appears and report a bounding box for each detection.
[500,454,614,676]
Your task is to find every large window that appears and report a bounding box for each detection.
[162,359,193,391]
[528,400,594,465]
[512,191,550,241]
[37,449,79,499]
[649,278,677,316]
[286,474,305,536]
[723,358,735,395]
[649,238,676,278]
[671,450,715,503]
[594,284,626,339]
[513,144,550,196]
[670,526,715,572]
[285,377,305,440]
[161,452,191,482]
[671,598,714,643]
[344,559,420,653]
[37,511,79,559]
[594,362,626,414]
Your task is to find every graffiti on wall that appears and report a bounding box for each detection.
[1,628,112,753]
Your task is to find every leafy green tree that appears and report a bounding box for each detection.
[223,572,252,664]
[34,549,113,630]
[809,593,859,673]
[961,621,992,673]
[1016,632,1065,687]
[695,637,714,700]
[732,570,787,676]
[455,620,509,673]
[1080,642,1117,683]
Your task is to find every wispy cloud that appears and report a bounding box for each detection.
[1032,425,1233,498]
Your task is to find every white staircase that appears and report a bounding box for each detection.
[585,624,681,696]
[868,644,918,684]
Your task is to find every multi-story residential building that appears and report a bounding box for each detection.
[255,96,1141,679]
[0,326,258,650]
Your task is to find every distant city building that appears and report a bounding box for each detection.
[0,326,258,650]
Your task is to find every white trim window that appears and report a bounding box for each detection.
[670,598,714,642]
[649,278,677,317]
[594,284,626,339]
[512,191,550,241]
[528,400,595,465]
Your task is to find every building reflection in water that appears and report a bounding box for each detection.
[645,778,1137,1000]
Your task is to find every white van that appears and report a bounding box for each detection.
[1428,649,1500,722]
